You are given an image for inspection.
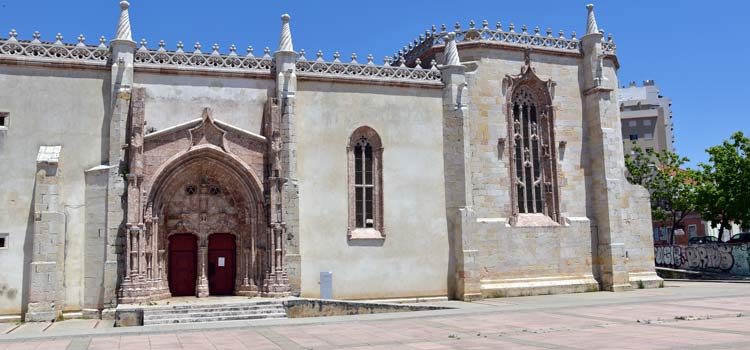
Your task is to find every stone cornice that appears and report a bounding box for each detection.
[0,55,110,70]
[398,22,617,67]
[133,63,274,79]
[0,34,111,68]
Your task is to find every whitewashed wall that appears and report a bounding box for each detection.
[0,65,110,314]
[295,81,449,299]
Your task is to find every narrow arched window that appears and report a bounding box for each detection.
[354,137,374,228]
[348,127,384,239]
[508,81,560,223]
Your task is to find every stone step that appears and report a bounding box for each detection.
[140,301,288,326]
[144,313,287,325]
[144,305,284,316]
[145,301,279,311]
[144,308,284,321]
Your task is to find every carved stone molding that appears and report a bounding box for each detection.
[189,108,229,153]
[504,52,561,225]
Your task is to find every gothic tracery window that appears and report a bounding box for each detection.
[354,136,374,228]
[348,126,384,239]
[509,83,559,222]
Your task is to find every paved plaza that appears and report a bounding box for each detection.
[1,281,750,349]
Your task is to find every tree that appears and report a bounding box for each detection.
[696,132,750,240]
[624,144,652,186]
[625,144,698,244]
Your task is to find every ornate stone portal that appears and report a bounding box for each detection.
[118,91,291,303]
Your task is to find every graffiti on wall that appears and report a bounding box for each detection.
[655,243,750,275]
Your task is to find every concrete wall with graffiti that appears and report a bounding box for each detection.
[655,244,750,275]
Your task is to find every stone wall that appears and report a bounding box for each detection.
[457,47,599,296]
[461,48,589,220]
[83,166,109,315]
[621,183,661,287]
[283,299,448,318]
[0,64,110,315]
[134,72,274,136]
[295,80,449,300]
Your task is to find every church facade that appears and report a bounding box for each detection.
[0,2,660,321]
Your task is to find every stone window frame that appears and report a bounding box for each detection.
[505,68,561,225]
[347,126,384,240]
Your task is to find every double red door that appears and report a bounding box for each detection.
[208,233,236,295]
[169,234,197,296]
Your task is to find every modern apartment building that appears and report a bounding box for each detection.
[618,80,674,155]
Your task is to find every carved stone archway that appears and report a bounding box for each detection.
[118,95,291,303]
[154,154,266,298]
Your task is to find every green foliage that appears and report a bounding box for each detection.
[625,143,698,243]
[624,144,654,186]
[696,132,750,236]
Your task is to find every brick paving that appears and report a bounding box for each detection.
[2,281,750,349]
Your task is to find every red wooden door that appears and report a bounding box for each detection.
[168,234,197,297]
[208,233,236,295]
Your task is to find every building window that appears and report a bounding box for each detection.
[0,233,8,249]
[354,138,373,228]
[0,112,8,128]
[688,224,697,238]
[347,126,384,239]
[643,119,652,126]
[509,84,560,222]
[628,120,637,127]
[644,133,653,140]
[629,134,638,141]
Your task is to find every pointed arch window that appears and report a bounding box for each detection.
[507,67,560,223]
[348,126,384,239]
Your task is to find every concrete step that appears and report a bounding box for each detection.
[145,313,287,325]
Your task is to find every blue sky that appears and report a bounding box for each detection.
[1,1,747,167]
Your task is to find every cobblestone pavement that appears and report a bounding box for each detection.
[2,281,750,350]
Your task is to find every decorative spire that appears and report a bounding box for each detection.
[586,4,599,36]
[443,32,460,66]
[114,1,133,42]
[278,14,294,52]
